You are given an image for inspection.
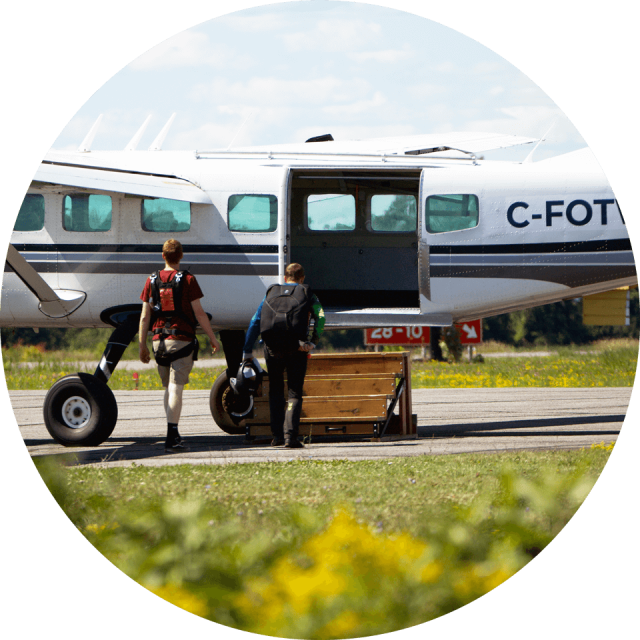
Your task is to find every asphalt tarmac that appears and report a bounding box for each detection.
[12,387,631,467]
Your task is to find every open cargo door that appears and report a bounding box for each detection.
[288,168,421,312]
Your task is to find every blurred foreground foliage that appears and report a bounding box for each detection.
[35,446,612,638]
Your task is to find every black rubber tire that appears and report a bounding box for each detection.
[209,371,246,435]
[43,373,118,446]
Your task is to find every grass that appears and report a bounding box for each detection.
[412,342,638,388]
[4,339,637,389]
[2,362,228,391]
[56,448,611,542]
[37,445,614,637]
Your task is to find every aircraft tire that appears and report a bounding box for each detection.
[43,373,118,446]
[209,371,246,435]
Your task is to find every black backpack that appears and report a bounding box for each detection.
[260,283,312,353]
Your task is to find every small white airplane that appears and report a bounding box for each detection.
[2,116,636,446]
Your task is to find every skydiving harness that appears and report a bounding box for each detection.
[149,270,199,366]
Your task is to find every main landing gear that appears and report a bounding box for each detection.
[42,315,250,446]
[210,329,247,435]
[43,373,118,446]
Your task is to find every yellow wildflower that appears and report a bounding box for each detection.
[149,583,208,618]
[318,610,361,639]
[453,564,514,598]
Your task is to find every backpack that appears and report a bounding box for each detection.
[149,270,199,365]
[260,283,312,353]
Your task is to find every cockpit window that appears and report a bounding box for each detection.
[425,194,479,233]
[142,198,191,232]
[63,194,112,232]
[370,195,417,232]
[14,194,44,231]
[306,194,355,231]
[228,194,277,232]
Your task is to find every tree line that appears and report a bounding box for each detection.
[3,290,636,354]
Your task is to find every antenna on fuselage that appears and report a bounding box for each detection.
[226,110,257,150]
[148,113,176,151]
[78,114,103,152]
[125,115,152,151]
[523,120,557,163]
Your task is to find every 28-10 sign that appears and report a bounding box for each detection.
[364,320,482,345]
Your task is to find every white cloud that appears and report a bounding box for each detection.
[349,47,412,64]
[432,61,457,74]
[464,105,584,144]
[407,83,448,100]
[192,76,372,109]
[283,19,382,53]
[295,123,417,143]
[129,31,247,70]
[169,122,239,150]
[217,11,293,34]
[323,91,387,116]
[473,61,507,75]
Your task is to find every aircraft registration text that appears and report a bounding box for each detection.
[507,199,621,228]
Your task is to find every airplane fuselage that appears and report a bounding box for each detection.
[2,146,635,331]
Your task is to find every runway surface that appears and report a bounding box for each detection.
[11,387,631,467]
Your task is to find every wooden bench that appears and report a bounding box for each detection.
[243,352,417,441]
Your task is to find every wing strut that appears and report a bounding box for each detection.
[5,245,86,318]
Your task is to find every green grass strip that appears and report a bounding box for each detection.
[5,345,636,390]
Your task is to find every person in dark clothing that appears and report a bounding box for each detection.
[242,263,325,448]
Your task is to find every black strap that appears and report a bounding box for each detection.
[149,270,197,337]
[154,338,199,366]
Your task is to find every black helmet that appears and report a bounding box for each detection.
[230,359,264,396]
[226,359,264,419]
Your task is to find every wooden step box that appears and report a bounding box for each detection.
[245,351,417,441]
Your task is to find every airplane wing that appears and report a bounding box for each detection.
[214,131,538,157]
[32,152,212,204]
[323,131,538,156]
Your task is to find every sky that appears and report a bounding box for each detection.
[52,1,585,161]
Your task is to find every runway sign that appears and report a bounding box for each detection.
[365,320,482,345]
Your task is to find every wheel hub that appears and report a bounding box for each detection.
[61,396,91,428]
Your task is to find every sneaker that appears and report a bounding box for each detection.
[271,437,285,447]
[165,437,189,453]
[285,439,304,449]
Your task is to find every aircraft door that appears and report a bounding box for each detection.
[419,166,485,311]
[417,171,429,312]
[288,170,421,309]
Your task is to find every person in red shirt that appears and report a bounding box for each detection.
[139,239,221,452]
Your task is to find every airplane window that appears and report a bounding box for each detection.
[307,194,355,231]
[14,194,44,231]
[63,194,112,232]
[425,194,479,234]
[370,195,417,232]
[228,194,277,232]
[142,198,191,232]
